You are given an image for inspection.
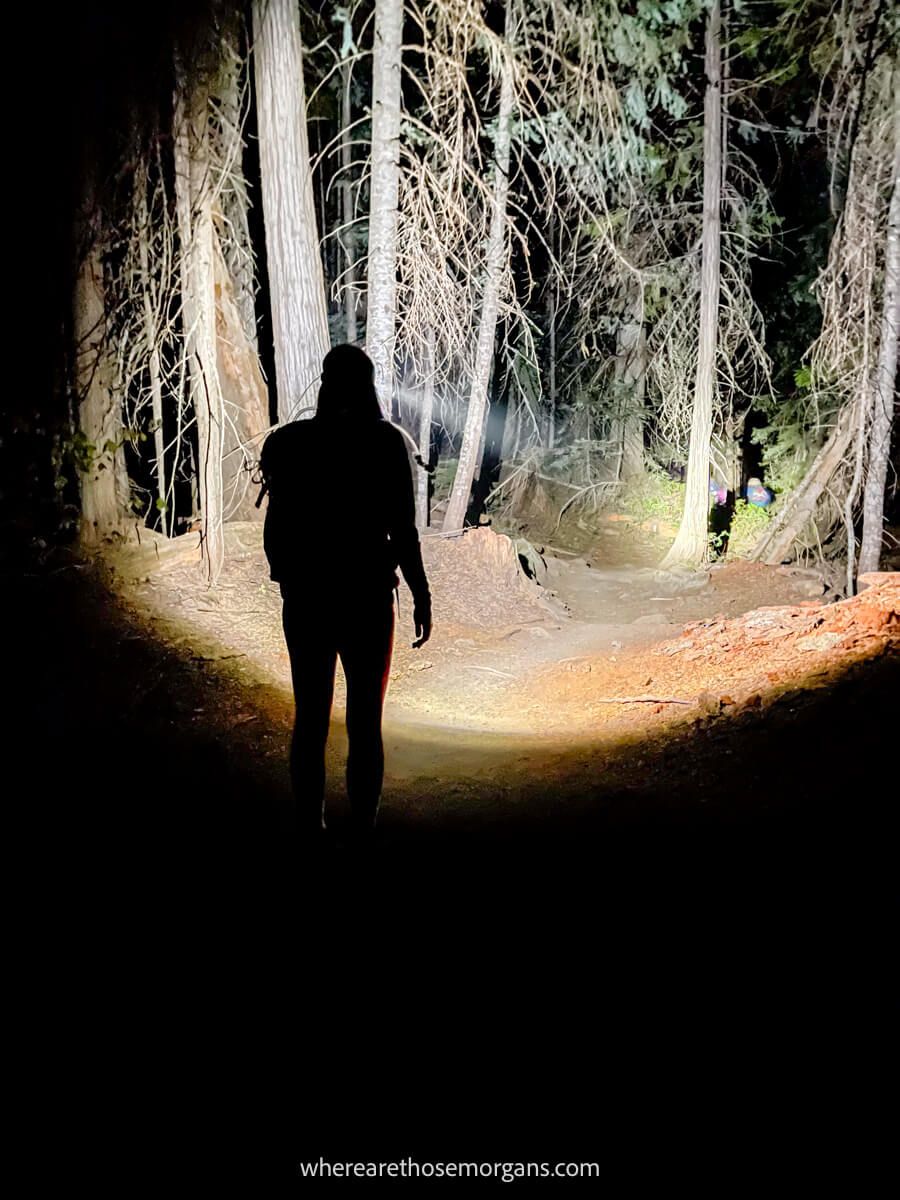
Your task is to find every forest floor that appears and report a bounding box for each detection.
[95,516,898,839]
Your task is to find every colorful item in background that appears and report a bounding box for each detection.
[709,478,728,506]
[746,477,773,508]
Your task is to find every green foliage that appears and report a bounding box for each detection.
[753,410,814,493]
[69,428,95,475]
[603,0,700,80]
[620,466,684,524]
[793,365,812,390]
[726,499,771,557]
[580,0,705,181]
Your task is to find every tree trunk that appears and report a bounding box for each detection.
[136,172,167,528]
[417,328,435,529]
[621,346,646,481]
[252,0,329,423]
[365,0,403,414]
[470,335,512,524]
[842,381,869,595]
[545,207,557,451]
[219,29,258,352]
[662,1,722,567]
[74,196,126,543]
[547,280,557,451]
[315,119,330,290]
[724,409,743,497]
[214,231,270,521]
[859,87,900,576]
[175,74,226,584]
[341,49,358,344]
[443,46,514,534]
[610,294,647,481]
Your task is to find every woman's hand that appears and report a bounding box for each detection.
[412,598,432,648]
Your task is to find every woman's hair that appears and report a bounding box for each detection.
[316,344,382,422]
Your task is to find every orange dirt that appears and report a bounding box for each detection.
[506,573,898,737]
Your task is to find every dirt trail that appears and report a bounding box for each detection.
[6,536,894,900]
[101,524,897,820]
[109,524,865,735]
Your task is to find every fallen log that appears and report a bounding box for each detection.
[750,405,854,564]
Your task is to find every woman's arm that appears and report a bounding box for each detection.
[385,425,432,645]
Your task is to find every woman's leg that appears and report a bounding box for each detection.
[340,596,395,832]
[282,594,337,833]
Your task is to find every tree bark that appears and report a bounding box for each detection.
[214,231,270,521]
[547,279,557,451]
[175,74,226,584]
[724,409,744,497]
[252,0,330,422]
[662,0,722,567]
[417,328,435,529]
[610,291,647,481]
[219,29,258,352]
[620,335,647,481]
[74,195,127,543]
[341,48,358,344]
[136,171,167,528]
[859,85,900,576]
[366,0,403,414]
[443,45,514,534]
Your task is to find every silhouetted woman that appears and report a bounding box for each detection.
[260,345,432,842]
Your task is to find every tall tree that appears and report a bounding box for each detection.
[416,328,435,529]
[214,235,271,521]
[135,165,168,526]
[619,326,647,482]
[210,33,270,520]
[859,78,900,575]
[340,60,358,343]
[662,0,722,567]
[175,72,226,583]
[366,0,403,414]
[218,28,258,353]
[443,25,515,533]
[73,181,127,543]
[338,8,358,344]
[610,285,647,481]
[252,0,329,423]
